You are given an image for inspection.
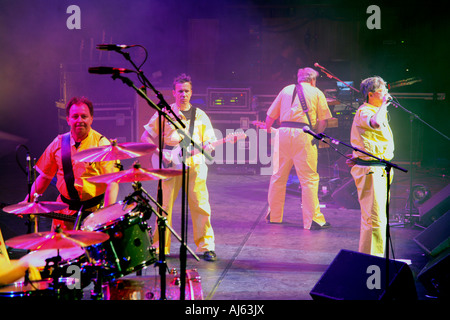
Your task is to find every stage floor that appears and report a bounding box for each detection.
[1,155,448,301]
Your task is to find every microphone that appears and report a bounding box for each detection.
[96,44,135,51]
[314,62,326,69]
[26,152,32,180]
[302,126,324,140]
[88,66,136,74]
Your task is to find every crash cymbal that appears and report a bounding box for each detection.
[72,140,157,162]
[86,164,182,184]
[3,201,69,214]
[5,228,109,251]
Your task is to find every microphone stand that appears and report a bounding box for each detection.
[315,63,360,93]
[105,72,210,300]
[113,52,189,297]
[316,131,407,296]
[315,63,360,112]
[389,99,449,221]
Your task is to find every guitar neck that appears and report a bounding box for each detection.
[41,212,77,222]
[188,138,226,157]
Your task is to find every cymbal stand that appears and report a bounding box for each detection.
[128,182,200,262]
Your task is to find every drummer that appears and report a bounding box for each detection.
[25,96,119,230]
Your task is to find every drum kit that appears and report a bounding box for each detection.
[1,140,184,300]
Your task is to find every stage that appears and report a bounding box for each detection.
[1,154,448,301]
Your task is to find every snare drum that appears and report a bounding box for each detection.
[81,201,156,279]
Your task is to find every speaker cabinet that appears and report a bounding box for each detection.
[419,184,450,227]
[414,210,450,256]
[310,249,417,300]
[418,248,450,299]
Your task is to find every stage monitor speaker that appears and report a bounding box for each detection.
[331,178,360,209]
[310,249,417,300]
[417,248,450,299]
[414,210,450,256]
[419,184,450,227]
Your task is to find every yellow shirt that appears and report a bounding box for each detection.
[144,104,216,166]
[351,102,394,161]
[36,129,119,201]
[267,83,332,127]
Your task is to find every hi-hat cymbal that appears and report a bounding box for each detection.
[5,228,109,250]
[86,164,182,184]
[72,141,157,162]
[3,201,69,214]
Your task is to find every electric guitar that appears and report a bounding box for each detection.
[151,132,247,169]
[251,120,277,132]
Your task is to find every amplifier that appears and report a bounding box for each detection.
[207,88,251,111]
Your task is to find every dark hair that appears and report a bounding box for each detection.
[66,96,94,117]
[173,73,192,90]
[360,76,387,102]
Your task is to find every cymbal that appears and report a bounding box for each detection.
[86,164,182,184]
[72,141,157,162]
[19,247,85,267]
[5,228,109,251]
[3,201,69,214]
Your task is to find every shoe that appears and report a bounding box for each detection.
[310,221,331,230]
[203,251,217,262]
[265,210,271,223]
[265,211,282,224]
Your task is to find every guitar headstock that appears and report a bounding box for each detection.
[251,120,267,129]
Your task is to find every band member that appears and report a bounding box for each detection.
[25,96,119,230]
[265,67,332,229]
[141,74,217,261]
[348,76,394,257]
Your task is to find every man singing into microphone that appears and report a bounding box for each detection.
[348,76,394,257]
[264,67,332,229]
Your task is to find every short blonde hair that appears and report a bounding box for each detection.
[297,67,319,83]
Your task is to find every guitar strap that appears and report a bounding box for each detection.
[61,133,106,211]
[61,132,80,201]
[293,84,313,128]
[179,106,197,148]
